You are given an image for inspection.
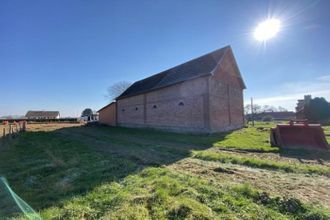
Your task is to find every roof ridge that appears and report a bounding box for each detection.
[210,46,231,75]
[117,45,231,99]
[162,45,230,74]
[133,46,230,86]
[154,46,230,88]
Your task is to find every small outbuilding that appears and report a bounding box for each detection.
[80,108,99,123]
[296,95,312,119]
[98,102,117,126]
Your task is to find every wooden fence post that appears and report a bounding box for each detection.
[22,121,27,132]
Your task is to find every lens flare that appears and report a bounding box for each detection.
[254,19,281,41]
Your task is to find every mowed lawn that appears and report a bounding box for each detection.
[0,122,330,219]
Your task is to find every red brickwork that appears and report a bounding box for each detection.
[116,48,245,133]
[98,103,117,126]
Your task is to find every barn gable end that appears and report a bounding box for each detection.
[99,45,246,133]
[208,47,245,132]
[98,102,117,126]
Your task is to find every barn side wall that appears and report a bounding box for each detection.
[117,77,210,133]
[208,49,244,132]
[98,104,117,126]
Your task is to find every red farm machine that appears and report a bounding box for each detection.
[270,120,329,150]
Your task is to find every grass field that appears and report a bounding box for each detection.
[0,122,330,219]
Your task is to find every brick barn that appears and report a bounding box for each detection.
[99,45,246,133]
[98,102,116,126]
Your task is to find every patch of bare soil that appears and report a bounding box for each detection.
[168,158,330,207]
[27,123,82,132]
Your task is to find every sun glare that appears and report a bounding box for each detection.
[254,18,281,42]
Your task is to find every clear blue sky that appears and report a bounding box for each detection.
[1,0,330,117]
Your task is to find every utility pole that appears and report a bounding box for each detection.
[251,97,255,126]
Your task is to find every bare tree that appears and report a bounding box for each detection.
[277,106,288,112]
[261,105,277,112]
[244,104,250,115]
[106,81,132,101]
[244,104,262,115]
[254,104,262,113]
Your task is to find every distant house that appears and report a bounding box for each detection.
[99,45,246,133]
[80,114,99,122]
[25,111,60,120]
[80,108,99,122]
[98,102,116,126]
[296,95,312,119]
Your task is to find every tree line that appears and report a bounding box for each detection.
[244,104,288,115]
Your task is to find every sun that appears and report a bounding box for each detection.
[254,18,281,42]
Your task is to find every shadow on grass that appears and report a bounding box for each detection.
[0,124,229,216]
[279,148,330,162]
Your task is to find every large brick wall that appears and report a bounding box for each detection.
[117,94,145,125]
[116,48,244,133]
[98,103,117,126]
[208,49,244,132]
[117,77,210,132]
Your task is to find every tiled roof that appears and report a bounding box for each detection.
[117,46,233,99]
[25,111,60,118]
